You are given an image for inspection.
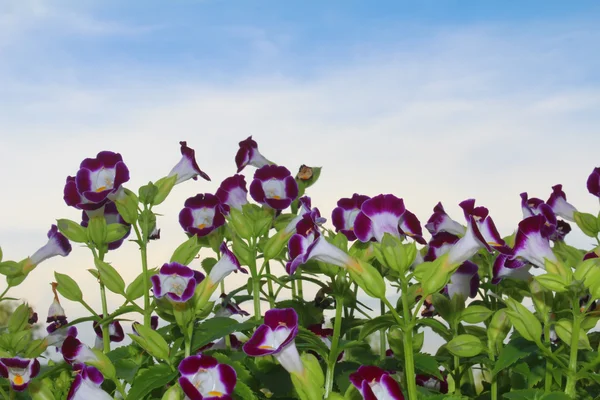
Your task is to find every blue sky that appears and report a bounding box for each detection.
[1,0,600,348]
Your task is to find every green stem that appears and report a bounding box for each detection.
[249,240,261,320]
[114,380,127,399]
[379,299,386,360]
[565,298,581,397]
[99,282,111,353]
[488,339,498,400]
[133,224,151,327]
[544,322,553,393]
[291,280,297,300]
[453,323,461,395]
[265,260,275,308]
[0,385,8,400]
[0,286,10,301]
[297,273,304,300]
[399,279,419,400]
[324,295,343,399]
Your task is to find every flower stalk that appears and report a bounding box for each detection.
[565,298,582,397]
[324,294,343,399]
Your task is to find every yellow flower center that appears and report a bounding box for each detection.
[209,391,224,397]
[197,223,207,229]
[259,345,274,349]
[13,374,24,386]
[96,186,107,192]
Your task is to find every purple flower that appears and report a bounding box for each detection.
[308,324,344,362]
[179,354,237,400]
[27,224,72,270]
[167,141,211,185]
[200,335,243,352]
[425,202,465,236]
[235,136,270,173]
[216,174,248,210]
[549,220,571,242]
[354,194,406,242]
[584,251,599,260]
[416,372,448,394]
[492,255,531,284]
[67,364,112,400]
[444,261,479,300]
[64,151,130,211]
[151,263,201,303]
[398,209,427,245]
[546,184,577,222]
[93,315,125,349]
[179,193,228,237]
[349,365,405,400]
[62,336,98,365]
[215,294,250,318]
[243,308,304,375]
[0,358,40,392]
[512,215,558,269]
[249,165,298,210]
[46,321,78,349]
[207,243,246,287]
[520,192,546,218]
[587,167,600,198]
[332,194,371,241]
[424,232,460,262]
[47,282,67,324]
[81,202,131,250]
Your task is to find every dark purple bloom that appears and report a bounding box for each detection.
[216,174,248,210]
[549,220,571,242]
[512,215,557,269]
[215,294,250,317]
[235,136,270,173]
[398,209,427,245]
[249,165,298,210]
[81,202,131,250]
[416,372,449,394]
[444,261,479,300]
[179,354,237,399]
[151,262,199,303]
[0,357,40,392]
[349,365,404,400]
[47,282,67,324]
[520,192,546,218]
[93,314,125,348]
[459,199,507,252]
[425,202,465,236]
[424,232,460,262]
[492,254,530,284]
[64,151,130,211]
[199,335,243,352]
[587,167,600,198]
[168,141,211,185]
[62,336,98,365]
[584,251,599,260]
[28,224,72,268]
[354,194,406,243]
[243,308,304,375]
[546,184,577,222]
[308,324,344,362]
[206,243,246,287]
[332,193,371,241]
[46,321,78,349]
[179,193,228,237]
[67,364,112,400]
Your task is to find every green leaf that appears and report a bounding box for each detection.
[191,318,257,351]
[233,380,258,400]
[431,293,452,321]
[460,305,493,324]
[152,175,177,206]
[534,274,568,293]
[8,303,30,333]
[296,327,331,360]
[170,236,202,265]
[445,334,483,357]
[505,298,542,344]
[54,272,83,302]
[128,323,170,361]
[56,219,88,243]
[105,223,129,244]
[541,392,572,399]
[201,257,218,276]
[94,258,125,295]
[502,389,544,399]
[138,182,159,205]
[492,337,537,376]
[413,353,443,379]
[128,364,178,400]
[573,211,599,238]
[554,319,592,350]
[232,235,252,266]
[358,314,396,340]
[126,268,157,301]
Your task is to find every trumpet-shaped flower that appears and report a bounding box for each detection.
[27,225,72,269]
[46,321,78,349]
[179,354,237,400]
[47,283,67,324]
[492,255,530,284]
[179,193,228,237]
[243,308,304,375]
[207,243,246,287]
[520,193,545,218]
[167,141,211,185]
[332,193,371,241]
[546,184,577,222]
[398,209,427,244]
[512,215,558,269]
[425,202,465,236]
[216,174,248,210]
[354,194,406,242]
[215,293,250,317]
[93,315,125,349]
[67,364,112,400]
[424,232,459,262]
[151,263,201,303]
[0,358,40,392]
[62,336,98,365]
[459,199,507,252]
[444,261,479,300]
[349,365,405,400]
[587,167,600,198]
[81,202,131,250]
[64,151,130,211]
[249,165,298,210]
[235,136,270,173]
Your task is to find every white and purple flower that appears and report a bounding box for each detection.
[587,167,600,198]
[67,364,112,400]
[546,184,577,222]
[249,165,298,210]
[0,357,40,392]
[354,194,406,243]
[424,232,460,262]
[215,294,250,318]
[93,315,125,349]
[81,202,131,250]
[207,243,246,288]
[235,136,271,173]
[416,372,449,394]
[64,151,130,211]
[444,261,479,300]
[425,202,466,236]
[178,354,237,399]
[167,141,211,185]
[492,255,531,284]
[512,215,558,269]
[243,308,304,375]
[349,365,405,400]
[151,263,202,303]
[179,193,228,237]
[332,193,371,241]
[216,174,248,210]
[62,336,99,365]
[398,209,427,245]
[26,224,72,271]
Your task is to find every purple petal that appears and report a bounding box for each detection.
[587,167,600,197]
